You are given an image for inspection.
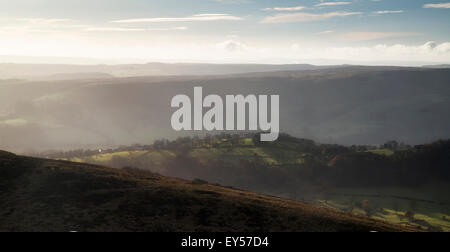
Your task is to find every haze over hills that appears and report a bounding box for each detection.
[3,62,448,81]
[0,62,336,80]
[0,150,414,232]
[2,0,450,234]
[423,65,450,69]
[0,65,449,152]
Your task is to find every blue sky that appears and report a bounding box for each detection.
[0,0,449,64]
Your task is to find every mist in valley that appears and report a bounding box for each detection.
[1,64,450,153]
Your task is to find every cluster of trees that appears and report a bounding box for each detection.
[31,132,413,162]
[142,135,449,198]
[382,140,411,150]
[329,139,450,187]
[159,134,450,189]
[30,133,450,195]
[154,133,259,151]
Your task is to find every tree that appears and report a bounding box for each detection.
[383,140,399,150]
[347,198,355,213]
[362,200,374,217]
[252,133,262,146]
[404,210,415,221]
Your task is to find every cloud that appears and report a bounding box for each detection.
[337,32,416,41]
[316,30,335,35]
[214,0,250,4]
[84,27,187,32]
[373,10,404,14]
[316,2,351,7]
[288,41,450,63]
[261,11,361,23]
[423,3,450,9]
[216,40,247,52]
[1,18,90,34]
[262,6,306,12]
[212,41,450,64]
[373,41,450,55]
[16,18,74,25]
[112,14,243,23]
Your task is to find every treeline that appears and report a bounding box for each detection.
[328,140,450,187]
[30,132,409,161]
[157,134,449,190]
[29,133,449,196]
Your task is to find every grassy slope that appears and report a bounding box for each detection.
[63,140,450,231]
[66,138,307,167]
[0,150,413,232]
[317,187,450,232]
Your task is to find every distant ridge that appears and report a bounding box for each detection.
[0,62,337,79]
[423,64,450,69]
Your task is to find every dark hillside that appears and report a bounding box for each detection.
[0,151,413,232]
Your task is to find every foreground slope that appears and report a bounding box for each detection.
[0,151,413,232]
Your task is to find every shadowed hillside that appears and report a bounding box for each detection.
[38,134,450,231]
[0,151,413,232]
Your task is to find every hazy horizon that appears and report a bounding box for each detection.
[1,0,450,65]
[1,54,450,66]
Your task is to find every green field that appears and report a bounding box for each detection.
[57,137,450,232]
[63,138,309,167]
[317,186,450,231]
[366,149,395,156]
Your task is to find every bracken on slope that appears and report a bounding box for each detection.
[0,151,415,232]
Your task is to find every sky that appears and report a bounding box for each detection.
[0,0,450,65]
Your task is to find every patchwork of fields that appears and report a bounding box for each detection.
[55,137,450,232]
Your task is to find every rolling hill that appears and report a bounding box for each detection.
[0,62,335,80]
[1,66,449,152]
[0,150,413,232]
[44,134,449,231]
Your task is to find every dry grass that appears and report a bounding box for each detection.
[0,151,416,232]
